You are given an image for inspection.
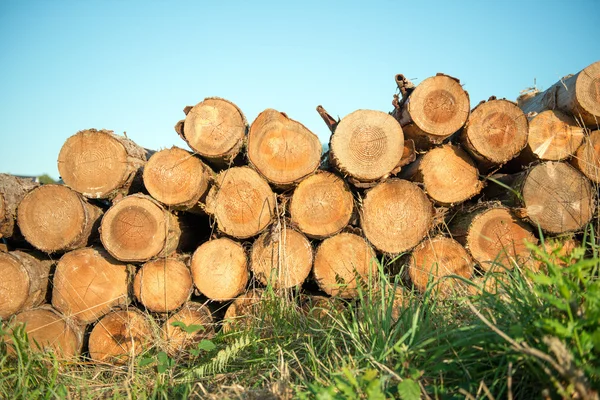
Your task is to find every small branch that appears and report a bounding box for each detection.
[316,105,339,134]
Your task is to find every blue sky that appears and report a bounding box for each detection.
[0,0,598,179]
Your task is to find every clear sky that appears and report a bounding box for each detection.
[0,0,598,180]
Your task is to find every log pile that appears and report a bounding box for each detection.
[1,60,599,362]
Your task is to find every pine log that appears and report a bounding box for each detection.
[162,301,215,356]
[518,60,600,128]
[133,257,193,313]
[251,226,313,289]
[400,144,483,206]
[302,295,346,320]
[0,174,39,239]
[313,232,377,298]
[572,130,600,183]
[329,109,404,184]
[392,74,470,149]
[222,289,264,333]
[17,184,103,253]
[460,98,529,169]
[248,109,322,188]
[88,309,153,364]
[450,204,539,272]
[58,129,149,199]
[0,251,52,319]
[52,247,130,325]
[289,171,354,239]
[179,97,248,167]
[361,179,433,254]
[190,238,248,301]
[205,167,276,239]
[143,146,213,212]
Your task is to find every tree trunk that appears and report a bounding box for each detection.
[17,184,103,253]
[222,289,264,333]
[392,73,470,150]
[517,60,600,128]
[572,130,600,183]
[133,256,193,313]
[52,247,130,325]
[204,167,276,239]
[0,174,39,239]
[450,203,539,272]
[190,237,248,301]
[399,144,483,206]
[460,98,529,169]
[289,171,354,239]
[143,146,213,212]
[361,179,433,254]
[329,109,404,184]
[251,226,313,289]
[0,250,52,319]
[58,129,150,199]
[88,309,153,365]
[162,301,215,356]
[7,306,84,358]
[313,232,377,298]
[178,97,248,167]
[248,109,322,188]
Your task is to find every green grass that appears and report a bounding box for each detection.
[1,232,600,399]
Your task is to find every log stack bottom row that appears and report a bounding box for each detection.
[1,61,600,363]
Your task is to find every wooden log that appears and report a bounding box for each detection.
[251,226,313,289]
[450,204,539,272]
[52,247,130,325]
[222,289,264,333]
[162,301,215,356]
[289,171,354,239]
[460,98,529,169]
[58,129,149,199]
[143,146,213,212]
[247,109,322,188]
[205,167,276,239]
[133,257,193,313]
[178,97,248,167]
[302,295,346,320]
[0,251,52,319]
[0,174,39,239]
[518,60,600,128]
[100,194,186,262]
[399,144,483,206]
[361,179,433,254]
[541,236,579,269]
[17,184,103,253]
[572,130,600,183]
[190,238,248,301]
[6,307,84,358]
[329,109,404,185]
[88,309,153,364]
[313,232,377,298]
[407,236,474,297]
[392,74,470,149]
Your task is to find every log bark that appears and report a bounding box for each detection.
[52,247,130,325]
[205,167,276,239]
[190,238,249,301]
[179,97,248,167]
[17,184,103,253]
[251,226,313,289]
[399,144,483,206]
[289,171,354,239]
[88,309,153,364]
[143,146,213,212]
[133,256,193,313]
[572,130,600,183]
[460,98,529,169]
[162,301,215,356]
[313,232,377,298]
[0,174,39,239]
[0,250,52,319]
[248,109,322,188]
[361,179,433,254]
[222,289,264,333]
[58,129,149,199]
[517,61,600,128]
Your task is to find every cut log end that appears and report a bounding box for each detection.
[0,252,32,319]
[576,60,600,123]
[572,130,600,183]
[162,302,215,356]
[133,258,193,313]
[222,289,264,333]
[526,110,584,161]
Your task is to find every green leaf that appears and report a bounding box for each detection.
[157,351,169,364]
[171,321,205,334]
[196,339,216,352]
[531,273,554,286]
[157,364,168,374]
[397,379,421,400]
[138,357,154,367]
